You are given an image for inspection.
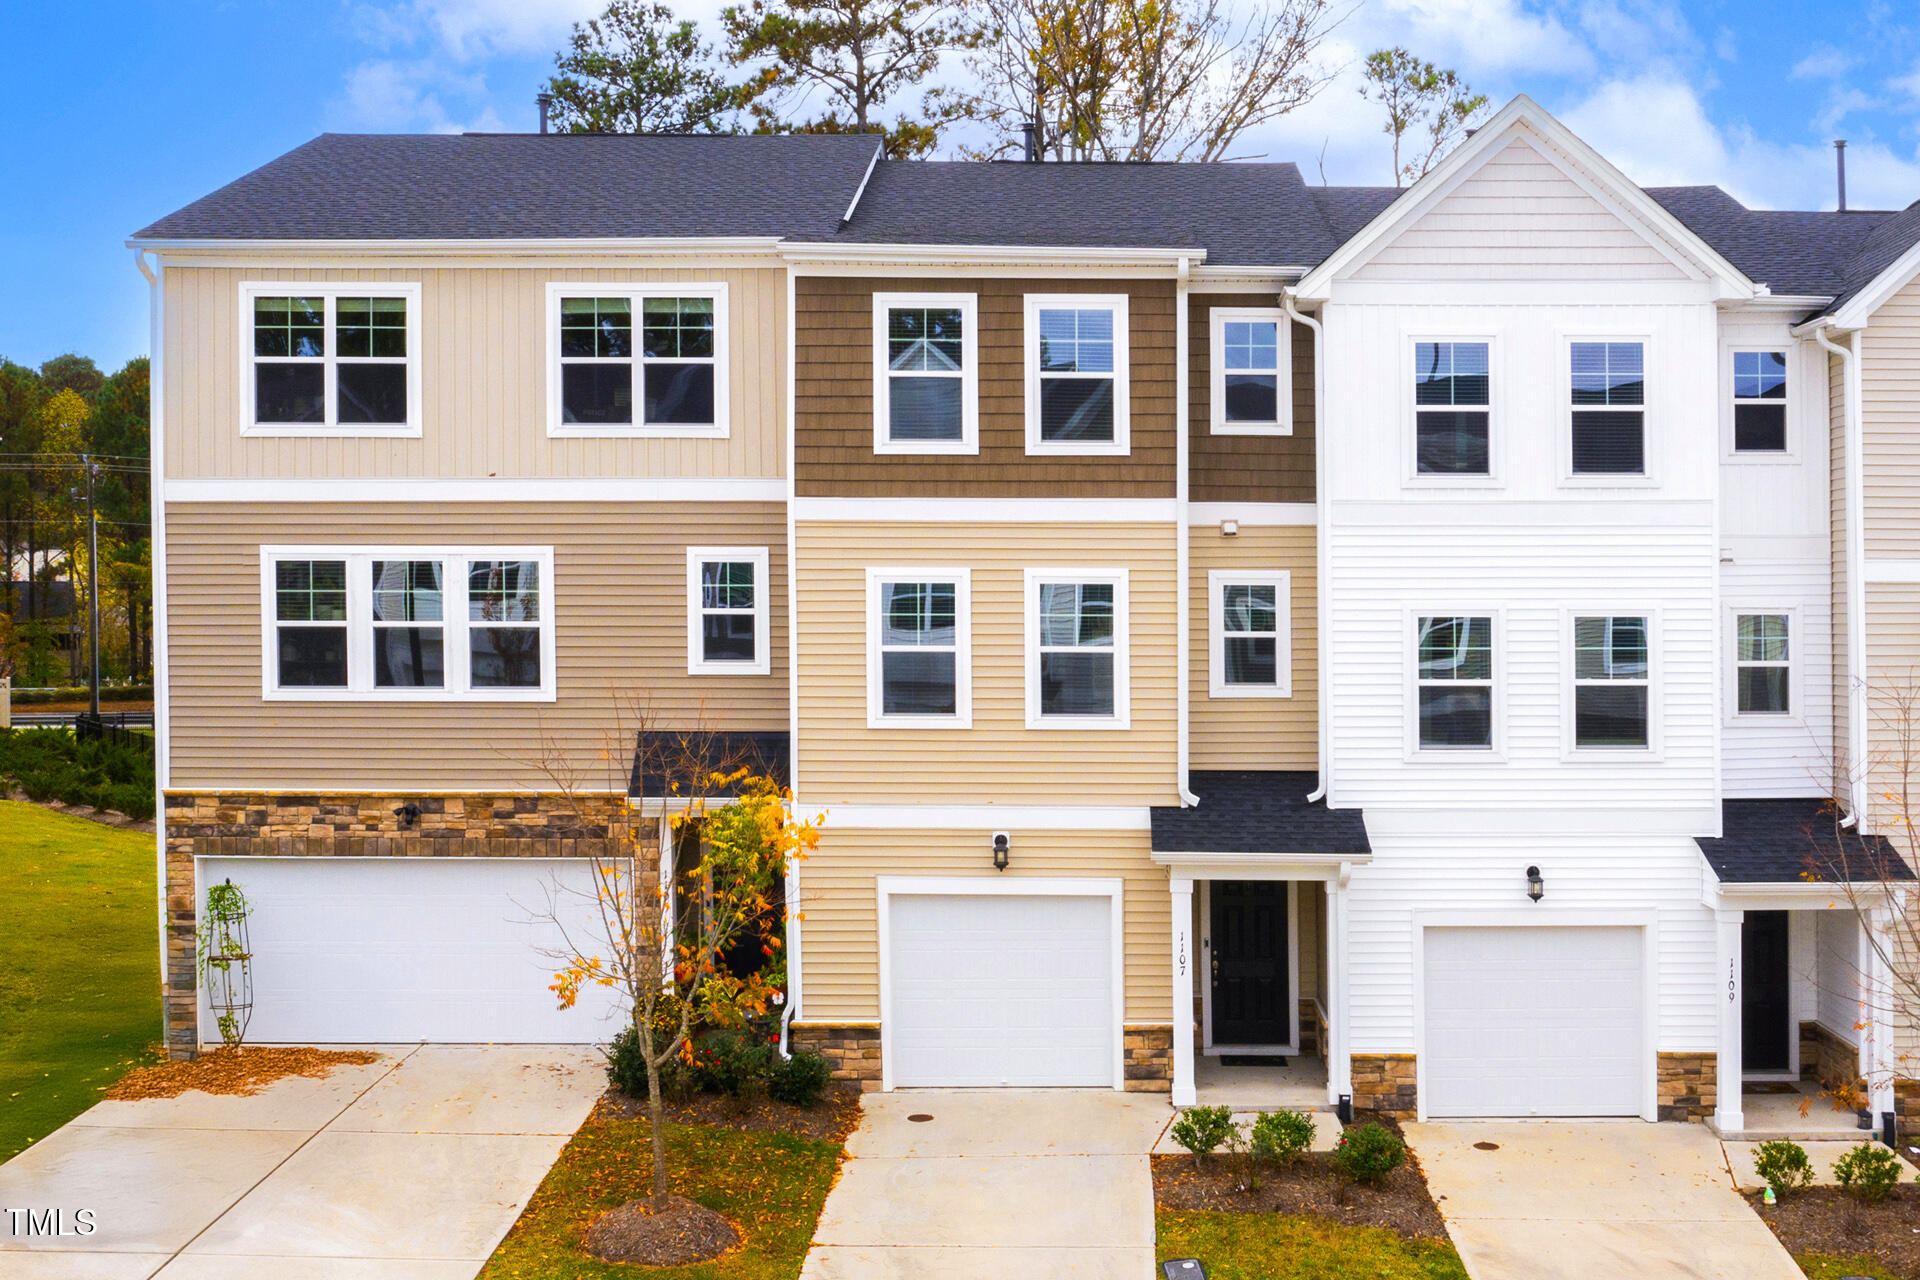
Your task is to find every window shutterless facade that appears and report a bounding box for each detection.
[873,293,978,453]
[1572,615,1651,748]
[546,284,727,437]
[1414,615,1494,749]
[241,283,422,436]
[1569,341,1645,475]
[686,546,771,676]
[1209,307,1290,435]
[260,546,555,700]
[1414,340,1490,475]
[1735,612,1791,715]
[866,569,971,727]
[1025,295,1130,455]
[1732,350,1788,453]
[1025,569,1130,728]
[1208,570,1291,697]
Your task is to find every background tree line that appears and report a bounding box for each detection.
[0,354,150,688]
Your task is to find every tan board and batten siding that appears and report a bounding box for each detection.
[1188,294,1315,503]
[799,827,1171,1023]
[793,521,1179,805]
[793,276,1176,496]
[1188,525,1316,770]
[162,263,786,479]
[166,503,787,791]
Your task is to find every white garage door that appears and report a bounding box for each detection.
[197,857,625,1044]
[1423,926,1644,1118]
[887,893,1116,1088]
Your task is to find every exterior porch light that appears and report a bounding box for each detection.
[1526,865,1544,903]
[393,802,422,830]
[992,831,1011,871]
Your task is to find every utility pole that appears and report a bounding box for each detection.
[84,455,99,717]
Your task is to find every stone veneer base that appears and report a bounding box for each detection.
[1656,1051,1715,1122]
[1348,1051,1714,1123]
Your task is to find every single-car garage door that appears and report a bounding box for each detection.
[197,857,624,1044]
[887,892,1117,1088]
[1423,925,1644,1118]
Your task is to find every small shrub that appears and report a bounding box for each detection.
[1170,1106,1236,1165]
[688,1027,776,1099]
[604,1022,693,1099]
[1249,1108,1316,1164]
[769,1048,833,1108]
[1752,1140,1815,1200]
[1333,1122,1407,1185]
[1834,1142,1904,1204]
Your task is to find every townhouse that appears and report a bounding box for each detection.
[134,96,1920,1134]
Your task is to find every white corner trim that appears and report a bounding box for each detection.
[816,804,1151,829]
[792,497,1177,523]
[686,545,773,676]
[166,477,789,503]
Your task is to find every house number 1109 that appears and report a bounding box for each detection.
[1728,958,1737,1003]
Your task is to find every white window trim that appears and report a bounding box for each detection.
[258,544,556,702]
[238,282,423,438]
[1024,294,1131,457]
[1207,569,1291,699]
[1562,608,1663,758]
[545,282,730,439]
[865,567,972,728]
[1024,567,1131,730]
[1728,606,1799,723]
[1559,333,1656,488]
[686,545,772,676]
[1404,333,1500,488]
[1405,608,1505,760]
[1208,306,1291,436]
[872,293,979,455]
[1726,345,1795,462]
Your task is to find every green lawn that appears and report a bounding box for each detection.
[0,801,159,1160]
[1158,1211,1470,1280]
[481,1106,843,1280]
[1797,1254,1897,1280]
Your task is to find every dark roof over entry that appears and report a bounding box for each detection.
[1697,799,1913,884]
[1151,771,1370,855]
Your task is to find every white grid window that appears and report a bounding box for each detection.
[1732,351,1788,453]
[1735,613,1790,715]
[1570,341,1645,475]
[874,293,977,453]
[242,283,421,436]
[1573,615,1650,747]
[1416,615,1493,749]
[1209,570,1291,697]
[867,569,971,727]
[1026,569,1129,728]
[548,284,728,437]
[1209,308,1290,435]
[1025,295,1130,455]
[687,546,771,676]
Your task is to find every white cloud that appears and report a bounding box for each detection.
[1374,0,1593,77]
[327,57,505,133]
[1888,59,1920,105]
[1791,45,1856,81]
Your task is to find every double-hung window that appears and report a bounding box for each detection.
[1027,570,1129,727]
[261,547,554,700]
[1573,615,1650,748]
[549,284,726,436]
[1735,613,1791,715]
[1732,351,1788,453]
[1414,341,1490,475]
[1415,616,1494,749]
[243,283,420,435]
[1209,570,1291,697]
[1026,295,1129,454]
[873,294,977,452]
[1209,308,1290,434]
[867,570,970,726]
[687,547,771,676]
[1570,341,1645,475]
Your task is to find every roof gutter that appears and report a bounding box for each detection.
[779,241,1206,269]
[1809,318,1868,827]
[1282,286,1330,805]
[125,235,787,258]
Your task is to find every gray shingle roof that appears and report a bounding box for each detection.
[629,730,790,798]
[1151,771,1371,855]
[133,133,883,241]
[1696,799,1914,884]
[1645,186,1911,302]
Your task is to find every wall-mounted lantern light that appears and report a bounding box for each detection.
[992,831,1011,871]
[1526,865,1544,903]
[393,802,422,830]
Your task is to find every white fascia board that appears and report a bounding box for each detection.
[815,804,1152,830]
[793,496,1177,523]
[1150,850,1370,877]
[1188,502,1315,526]
[1189,266,1309,289]
[781,241,1205,270]
[1829,236,1920,329]
[1710,880,1904,909]
[167,477,788,503]
[129,236,786,260]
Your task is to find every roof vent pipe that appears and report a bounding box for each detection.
[1022,120,1041,162]
[1836,139,1848,212]
[537,92,554,135]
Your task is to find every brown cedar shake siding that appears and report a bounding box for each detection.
[794,276,1176,496]
[1189,293,1316,503]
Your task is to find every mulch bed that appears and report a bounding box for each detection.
[1153,1124,1450,1242]
[1751,1184,1920,1275]
[104,1046,381,1100]
[601,1081,865,1144]
[584,1193,741,1266]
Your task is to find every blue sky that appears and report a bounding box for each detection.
[4,0,1918,371]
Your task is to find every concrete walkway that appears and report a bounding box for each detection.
[0,1044,603,1280]
[799,1091,1168,1280]
[1406,1121,1802,1280]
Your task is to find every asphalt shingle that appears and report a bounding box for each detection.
[1696,799,1913,884]
[1150,771,1370,855]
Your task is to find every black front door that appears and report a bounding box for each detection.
[1742,910,1791,1072]
[1209,881,1291,1046]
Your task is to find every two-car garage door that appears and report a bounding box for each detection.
[1423,925,1645,1118]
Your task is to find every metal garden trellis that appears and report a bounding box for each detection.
[198,877,253,1047]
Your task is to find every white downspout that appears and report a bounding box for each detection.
[1283,289,1329,804]
[1175,257,1199,807]
[135,247,170,1050]
[1813,322,1867,827]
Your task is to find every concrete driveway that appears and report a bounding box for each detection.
[799,1091,1167,1280]
[1406,1121,1801,1280]
[0,1043,604,1280]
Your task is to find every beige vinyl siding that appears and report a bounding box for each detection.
[163,263,786,479]
[166,502,787,790]
[1862,281,1920,558]
[1188,524,1317,770]
[797,826,1170,1023]
[1352,138,1692,283]
[794,520,1180,805]
[1865,585,1920,813]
